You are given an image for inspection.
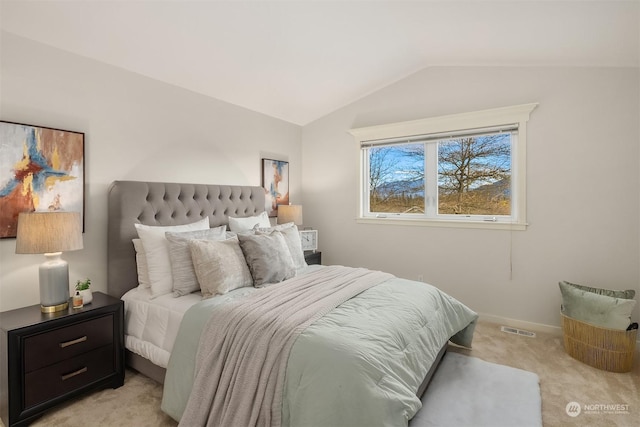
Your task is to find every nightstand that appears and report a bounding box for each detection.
[0,292,124,427]
[304,250,322,265]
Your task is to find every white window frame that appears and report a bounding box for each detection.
[349,103,538,230]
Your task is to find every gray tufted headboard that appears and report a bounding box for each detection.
[107,180,266,299]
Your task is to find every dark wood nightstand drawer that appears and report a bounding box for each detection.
[304,251,322,265]
[1,292,124,427]
[24,315,113,372]
[24,345,114,408]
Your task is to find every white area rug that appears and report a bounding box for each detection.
[410,352,542,427]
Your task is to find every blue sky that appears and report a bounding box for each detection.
[376,135,511,188]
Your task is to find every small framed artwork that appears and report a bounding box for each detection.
[262,158,289,217]
[0,121,84,238]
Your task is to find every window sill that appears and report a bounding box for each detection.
[356,217,527,231]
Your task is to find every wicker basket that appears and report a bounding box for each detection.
[561,313,637,373]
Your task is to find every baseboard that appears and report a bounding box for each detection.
[478,313,640,347]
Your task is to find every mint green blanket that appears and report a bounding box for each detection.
[162,266,477,426]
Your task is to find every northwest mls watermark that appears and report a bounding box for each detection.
[566,401,630,417]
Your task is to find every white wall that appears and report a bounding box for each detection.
[0,33,302,312]
[2,32,638,330]
[301,66,640,328]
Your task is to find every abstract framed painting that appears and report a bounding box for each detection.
[262,158,289,217]
[0,121,84,238]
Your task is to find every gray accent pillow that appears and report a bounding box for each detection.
[165,226,227,297]
[189,237,253,299]
[237,231,296,286]
[559,281,636,330]
[560,280,635,300]
[255,223,307,270]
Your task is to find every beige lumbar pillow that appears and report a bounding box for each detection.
[166,226,227,297]
[189,237,253,299]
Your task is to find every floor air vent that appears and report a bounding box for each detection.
[500,326,536,338]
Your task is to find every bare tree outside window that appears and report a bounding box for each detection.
[368,144,424,214]
[438,134,511,215]
[367,134,511,216]
[355,103,535,226]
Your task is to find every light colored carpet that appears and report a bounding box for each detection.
[23,370,176,427]
[449,322,639,427]
[2,320,637,427]
[411,352,541,427]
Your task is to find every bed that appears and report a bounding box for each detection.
[107,180,478,426]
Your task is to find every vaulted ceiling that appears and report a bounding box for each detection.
[2,1,638,125]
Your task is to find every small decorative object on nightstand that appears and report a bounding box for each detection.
[75,278,93,305]
[304,250,322,265]
[72,291,84,309]
[0,292,124,427]
[300,230,318,252]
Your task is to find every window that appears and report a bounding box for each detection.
[350,104,537,229]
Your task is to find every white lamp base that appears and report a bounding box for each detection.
[39,252,70,313]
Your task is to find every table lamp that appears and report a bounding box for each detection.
[277,204,303,226]
[15,211,83,313]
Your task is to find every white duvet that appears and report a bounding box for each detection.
[122,286,202,368]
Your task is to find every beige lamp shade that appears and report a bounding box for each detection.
[16,211,83,254]
[277,204,303,226]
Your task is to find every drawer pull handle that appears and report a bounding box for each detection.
[59,336,87,348]
[61,367,87,381]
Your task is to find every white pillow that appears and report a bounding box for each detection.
[165,226,227,297]
[132,239,151,288]
[228,211,270,232]
[134,217,210,298]
[189,237,253,298]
